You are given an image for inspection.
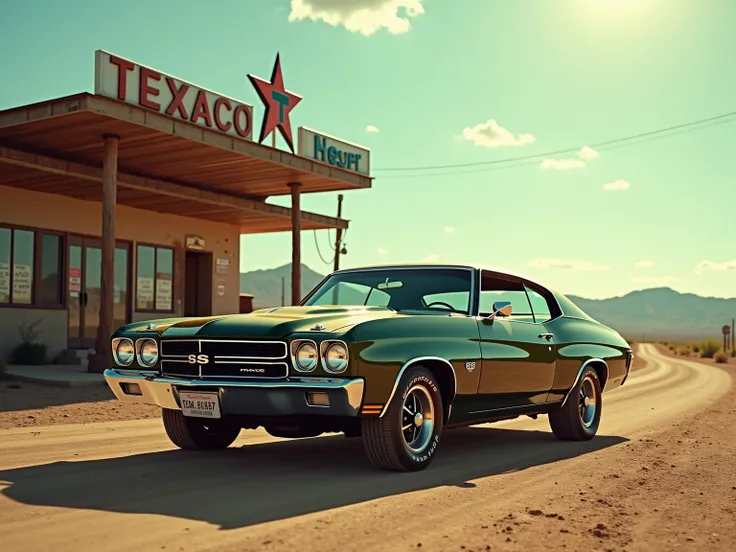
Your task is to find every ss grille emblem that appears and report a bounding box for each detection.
[188,354,210,364]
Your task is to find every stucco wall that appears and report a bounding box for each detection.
[0,185,240,358]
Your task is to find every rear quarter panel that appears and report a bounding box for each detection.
[545,316,630,401]
[349,315,482,406]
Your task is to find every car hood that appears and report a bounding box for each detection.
[126,306,399,339]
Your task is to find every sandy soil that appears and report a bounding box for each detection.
[0,343,734,552]
[0,380,160,430]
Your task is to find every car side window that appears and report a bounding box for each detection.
[525,285,552,323]
[479,272,535,322]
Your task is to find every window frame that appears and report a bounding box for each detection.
[477,269,562,325]
[0,223,66,310]
[135,242,176,314]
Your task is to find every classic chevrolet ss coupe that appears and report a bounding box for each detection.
[104,264,633,472]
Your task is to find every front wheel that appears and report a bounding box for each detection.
[162,408,242,450]
[548,366,602,441]
[361,366,443,472]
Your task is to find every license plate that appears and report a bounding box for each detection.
[180,391,221,419]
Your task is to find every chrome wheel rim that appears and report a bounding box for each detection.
[579,375,597,427]
[401,385,435,454]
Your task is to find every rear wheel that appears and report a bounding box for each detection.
[361,366,443,472]
[162,408,241,450]
[548,366,602,441]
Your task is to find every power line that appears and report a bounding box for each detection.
[313,230,335,265]
[377,114,736,180]
[373,109,736,174]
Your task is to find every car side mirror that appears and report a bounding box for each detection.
[484,301,513,323]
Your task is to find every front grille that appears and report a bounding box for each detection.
[159,339,289,379]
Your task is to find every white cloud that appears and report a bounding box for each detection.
[578,146,599,161]
[634,260,655,268]
[288,0,425,36]
[443,227,455,234]
[696,260,736,273]
[540,146,600,170]
[421,253,440,262]
[540,158,586,171]
[460,119,536,149]
[377,247,389,255]
[603,179,630,191]
[528,258,610,271]
[365,125,380,133]
[630,275,680,286]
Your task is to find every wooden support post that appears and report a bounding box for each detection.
[88,134,119,373]
[333,194,344,272]
[289,182,302,306]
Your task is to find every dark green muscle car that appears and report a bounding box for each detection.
[104,263,633,472]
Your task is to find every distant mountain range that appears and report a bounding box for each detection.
[240,264,734,340]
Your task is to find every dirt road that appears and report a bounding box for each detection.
[1,343,734,552]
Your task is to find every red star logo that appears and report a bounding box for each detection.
[248,53,302,153]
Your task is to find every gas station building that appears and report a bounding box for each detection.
[0,50,372,371]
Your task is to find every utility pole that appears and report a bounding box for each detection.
[333,194,344,272]
[732,318,734,354]
[281,276,285,307]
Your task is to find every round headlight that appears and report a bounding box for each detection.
[294,341,318,372]
[138,339,159,367]
[115,338,135,366]
[324,342,348,374]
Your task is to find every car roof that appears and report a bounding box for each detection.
[331,263,551,293]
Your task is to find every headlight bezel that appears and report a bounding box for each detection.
[112,337,135,366]
[320,340,349,374]
[136,338,159,367]
[290,339,319,373]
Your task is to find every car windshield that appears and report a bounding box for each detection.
[302,268,473,314]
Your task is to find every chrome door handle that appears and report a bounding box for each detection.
[538,333,553,341]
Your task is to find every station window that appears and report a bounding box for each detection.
[136,245,174,312]
[0,226,64,307]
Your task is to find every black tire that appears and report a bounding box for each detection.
[162,408,242,450]
[548,366,602,441]
[264,425,324,439]
[361,366,443,472]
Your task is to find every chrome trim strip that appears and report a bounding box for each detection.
[378,356,457,418]
[621,351,633,386]
[320,339,350,374]
[561,358,610,407]
[159,338,288,360]
[468,400,562,416]
[290,338,319,373]
[103,370,365,411]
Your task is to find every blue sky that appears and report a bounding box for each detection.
[1,0,735,299]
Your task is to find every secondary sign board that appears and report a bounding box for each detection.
[297,127,370,176]
[94,50,253,140]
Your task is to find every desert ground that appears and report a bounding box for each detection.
[0,342,734,552]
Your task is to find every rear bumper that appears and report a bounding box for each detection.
[103,369,365,417]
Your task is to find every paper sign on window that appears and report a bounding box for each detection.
[0,261,9,302]
[155,272,172,311]
[13,264,32,303]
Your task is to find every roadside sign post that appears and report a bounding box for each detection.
[722,324,731,352]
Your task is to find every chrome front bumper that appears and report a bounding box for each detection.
[103,369,365,417]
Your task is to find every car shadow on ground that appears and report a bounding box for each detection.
[0,425,628,530]
[0,381,116,412]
